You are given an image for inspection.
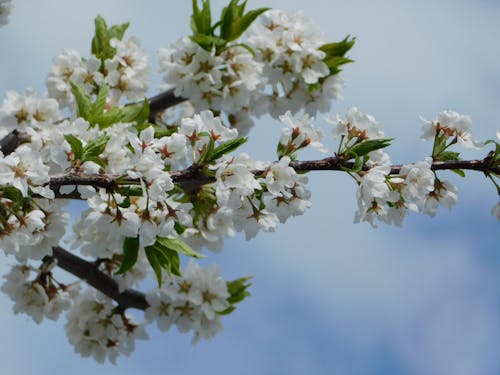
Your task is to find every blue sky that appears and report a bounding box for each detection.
[1,1,500,374]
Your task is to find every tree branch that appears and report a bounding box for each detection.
[51,246,149,311]
[147,88,187,123]
[44,156,499,199]
[0,130,30,155]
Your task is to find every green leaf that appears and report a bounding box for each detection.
[191,0,212,36]
[219,276,252,314]
[156,236,205,259]
[70,81,92,120]
[155,246,181,277]
[349,138,392,157]
[198,135,216,164]
[208,137,247,162]
[64,134,84,161]
[91,84,108,119]
[439,151,461,161]
[83,134,109,159]
[91,16,129,61]
[83,155,106,168]
[120,100,150,125]
[190,34,227,50]
[145,245,163,286]
[319,36,356,58]
[432,132,448,157]
[116,236,140,274]
[319,36,356,75]
[108,22,130,41]
[219,277,252,315]
[228,7,269,42]
[352,154,364,172]
[451,169,466,177]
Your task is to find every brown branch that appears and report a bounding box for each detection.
[0,130,31,155]
[147,88,187,123]
[44,156,499,199]
[290,156,500,175]
[52,246,149,311]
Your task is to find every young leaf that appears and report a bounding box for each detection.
[116,236,140,274]
[228,7,270,42]
[108,22,130,41]
[64,134,84,161]
[190,34,227,50]
[439,151,461,161]
[83,134,110,159]
[207,137,247,162]
[91,15,116,60]
[226,276,252,305]
[349,138,392,157]
[145,245,163,286]
[70,81,92,120]
[191,0,212,36]
[198,135,216,164]
[351,154,364,172]
[319,36,356,58]
[154,244,182,277]
[432,132,448,157]
[156,236,205,259]
[451,169,466,177]
[92,84,108,118]
[219,276,252,315]
[119,100,150,125]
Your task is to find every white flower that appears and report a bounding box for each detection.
[421,110,483,149]
[145,290,176,332]
[354,166,400,227]
[46,49,88,106]
[345,107,384,139]
[0,145,51,197]
[105,37,150,104]
[400,157,435,209]
[424,179,458,217]
[279,111,326,153]
[265,156,298,198]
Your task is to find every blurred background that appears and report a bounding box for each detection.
[1,1,499,374]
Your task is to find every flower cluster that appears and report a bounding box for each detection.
[354,159,438,227]
[159,39,265,133]
[146,261,229,344]
[159,8,352,133]
[46,25,149,108]
[0,89,60,139]
[248,10,345,117]
[421,110,483,149]
[1,262,78,323]
[65,289,147,364]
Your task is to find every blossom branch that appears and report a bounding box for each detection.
[44,156,500,199]
[51,246,149,311]
[289,156,500,175]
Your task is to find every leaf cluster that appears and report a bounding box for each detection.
[319,36,356,77]
[190,0,269,52]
